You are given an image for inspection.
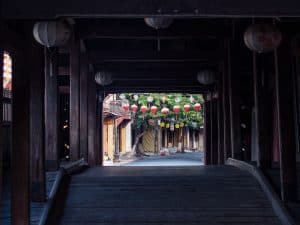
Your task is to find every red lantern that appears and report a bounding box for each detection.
[194,103,201,112]
[123,104,129,112]
[161,107,169,115]
[140,105,148,114]
[184,104,190,112]
[131,104,138,113]
[173,105,180,114]
[151,106,158,115]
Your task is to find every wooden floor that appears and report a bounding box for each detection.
[59,165,282,225]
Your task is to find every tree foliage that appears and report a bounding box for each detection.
[121,93,204,130]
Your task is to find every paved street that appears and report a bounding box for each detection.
[124,151,204,166]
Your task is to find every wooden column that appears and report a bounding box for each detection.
[0,48,3,218]
[79,54,88,160]
[87,72,98,166]
[11,50,30,225]
[45,49,59,171]
[96,88,104,165]
[274,39,298,202]
[217,84,224,164]
[211,94,218,164]
[70,36,80,161]
[228,40,242,159]
[253,52,272,169]
[204,94,212,165]
[222,56,232,161]
[29,33,46,201]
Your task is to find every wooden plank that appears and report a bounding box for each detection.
[274,39,298,202]
[204,94,211,165]
[79,54,88,160]
[11,48,30,225]
[70,36,80,161]
[3,0,300,18]
[28,29,46,201]
[45,49,59,171]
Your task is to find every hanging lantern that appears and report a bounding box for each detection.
[173,105,180,114]
[244,24,282,53]
[140,106,148,114]
[166,123,170,129]
[180,122,185,127]
[194,103,201,112]
[160,122,165,128]
[33,21,72,47]
[184,104,190,113]
[151,106,158,115]
[144,17,173,29]
[161,107,169,115]
[197,70,215,85]
[95,71,113,86]
[175,124,180,129]
[161,96,167,103]
[122,104,129,112]
[131,104,138,113]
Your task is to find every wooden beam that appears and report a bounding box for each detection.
[11,49,30,225]
[274,39,298,202]
[45,49,59,171]
[88,50,220,63]
[80,54,88,160]
[70,36,80,161]
[29,30,46,201]
[3,0,300,18]
[87,72,98,166]
[204,94,212,165]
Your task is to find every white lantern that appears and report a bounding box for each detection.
[33,21,72,47]
[197,70,215,85]
[95,71,113,86]
[144,17,173,29]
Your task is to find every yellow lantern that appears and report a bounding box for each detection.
[166,123,170,128]
[175,124,180,129]
[160,122,165,128]
[180,122,184,127]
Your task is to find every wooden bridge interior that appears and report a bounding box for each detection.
[1,1,300,225]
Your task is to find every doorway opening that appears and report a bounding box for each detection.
[102,93,204,166]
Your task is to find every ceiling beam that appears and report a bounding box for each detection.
[3,0,300,18]
[88,50,220,63]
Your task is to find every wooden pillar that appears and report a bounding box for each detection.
[45,49,59,171]
[0,48,3,218]
[96,89,104,165]
[11,51,30,225]
[79,54,88,160]
[228,40,242,159]
[211,94,218,164]
[217,83,224,164]
[222,47,232,160]
[88,72,98,166]
[274,39,298,202]
[253,52,272,168]
[70,36,80,161]
[29,33,46,201]
[204,94,212,165]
